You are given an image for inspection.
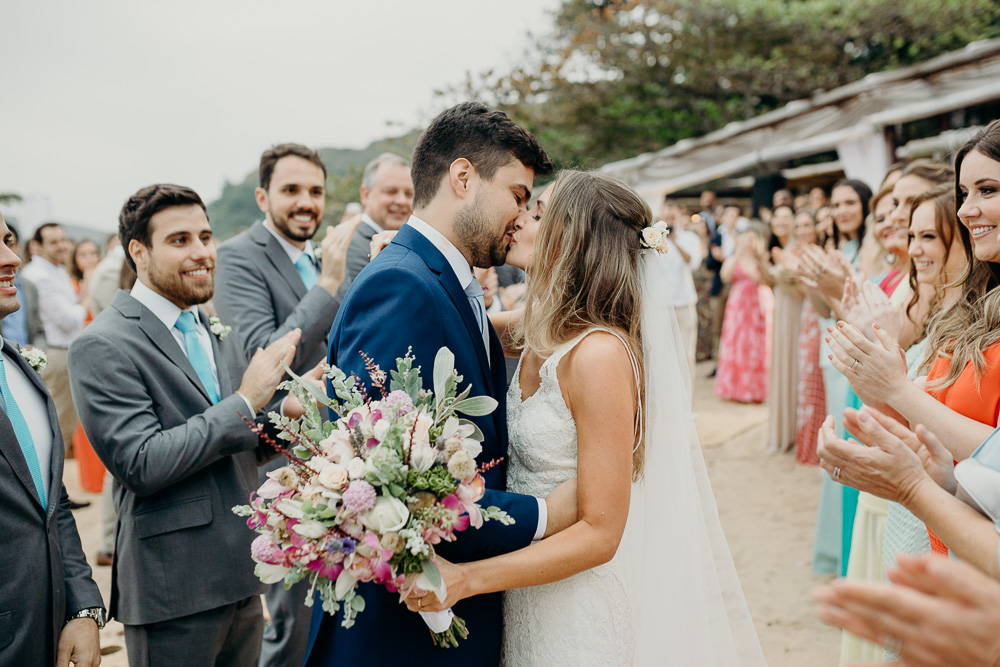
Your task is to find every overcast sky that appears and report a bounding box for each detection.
[0,0,560,233]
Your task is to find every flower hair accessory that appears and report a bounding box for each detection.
[209,316,231,341]
[640,221,671,254]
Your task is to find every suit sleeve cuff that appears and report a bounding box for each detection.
[533,497,547,541]
[235,392,256,415]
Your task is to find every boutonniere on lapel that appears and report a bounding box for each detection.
[17,345,47,372]
[208,317,231,341]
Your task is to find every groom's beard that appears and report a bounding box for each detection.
[454,192,512,268]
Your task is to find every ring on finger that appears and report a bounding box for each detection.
[850,358,860,370]
[832,466,842,481]
[882,635,902,653]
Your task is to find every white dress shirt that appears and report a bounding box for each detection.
[1,339,53,500]
[661,227,703,307]
[21,255,87,347]
[360,213,383,235]
[405,215,547,539]
[263,220,318,267]
[130,279,254,413]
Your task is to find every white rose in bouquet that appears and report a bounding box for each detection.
[361,495,410,533]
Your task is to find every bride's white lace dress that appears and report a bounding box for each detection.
[501,334,634,666]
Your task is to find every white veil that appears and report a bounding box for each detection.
[620,252,767,666]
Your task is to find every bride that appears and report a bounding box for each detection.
[405,170,766,665]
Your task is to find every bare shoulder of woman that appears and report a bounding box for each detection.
[557,331,637,415]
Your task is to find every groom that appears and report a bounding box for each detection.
[305,103,567,665]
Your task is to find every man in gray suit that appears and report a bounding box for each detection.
[215,143,358,667]
[335,152,413,299]
[69,184,301,667]
[0,210,104,666]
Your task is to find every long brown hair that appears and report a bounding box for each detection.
[904,185,961,347]
[518,170,649,478]
[923,122,1000,389]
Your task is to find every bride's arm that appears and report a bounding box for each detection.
[408,332,636,610]
[488,308,525,358]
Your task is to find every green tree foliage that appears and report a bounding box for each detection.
[444,0,1000,167]
[0,193,23,206]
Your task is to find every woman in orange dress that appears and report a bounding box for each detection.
[825,120,1000,561]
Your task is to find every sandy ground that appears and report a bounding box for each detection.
[64,360,839,666]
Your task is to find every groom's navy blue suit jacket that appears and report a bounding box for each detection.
[305,223,539,666]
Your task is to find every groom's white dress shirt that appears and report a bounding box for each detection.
[405,215,547,540]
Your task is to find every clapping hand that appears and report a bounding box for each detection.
[818,407,933,504]
[814,554,1000,667]
[826,320,908,408]
[281,360,327,419]
[369,231,397,262]
[317,216,363,294]
[237,329,301,411]
[841,274,904,342]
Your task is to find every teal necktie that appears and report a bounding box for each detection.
[0,352,46,508]
[464,279,489,353]
[295,254,318,290]
[174,312,220,404]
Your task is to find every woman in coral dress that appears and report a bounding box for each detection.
[715,230,769,403]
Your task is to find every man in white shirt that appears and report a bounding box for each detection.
[69,183,302,667]
[658,200,704,388]
[22,222,88,449]
[336,152,414,297]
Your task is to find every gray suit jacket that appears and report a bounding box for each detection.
[216,221,341,375]
[0,338,103,664]
[334,222,378,302]
[68,291,270,625]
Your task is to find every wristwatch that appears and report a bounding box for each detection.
[69,607,106,629]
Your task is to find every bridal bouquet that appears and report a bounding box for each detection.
[233,347,512,647]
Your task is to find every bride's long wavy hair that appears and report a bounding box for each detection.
[517,170,650,479]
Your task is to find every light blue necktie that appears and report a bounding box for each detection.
[295,254,318,290]
[174,312,220,404]
[464,279,490,354]
[0,353,46,508]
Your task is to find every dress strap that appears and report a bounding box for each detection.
[546,328,643,452]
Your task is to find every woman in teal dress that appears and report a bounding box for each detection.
[797,178,870,575]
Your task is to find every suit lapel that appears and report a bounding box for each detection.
[134,303,214,405]
[0,341,53,512]
[252,222,308,300]
[202,309,234,397]
[394,226,492,381]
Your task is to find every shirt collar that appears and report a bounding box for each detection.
[404,215,476,290]
[130,278,202,332]
[361,213,383,234]
[263,219,315,265]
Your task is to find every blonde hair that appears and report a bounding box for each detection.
[922,126,1000,389]
[517,170,649,479]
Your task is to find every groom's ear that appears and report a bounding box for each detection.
[448,158,476,201]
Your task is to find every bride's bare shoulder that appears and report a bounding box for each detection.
[559,331,636,397]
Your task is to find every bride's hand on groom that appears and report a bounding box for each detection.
[543,477,579,538]
[404,557,468,613]
[369,231,397,262]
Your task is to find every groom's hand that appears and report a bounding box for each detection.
[543,477,578,538]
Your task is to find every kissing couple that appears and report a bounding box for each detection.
[304,102,766,666]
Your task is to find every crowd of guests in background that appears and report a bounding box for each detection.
[680,119,1000,666]
[6,112,1000,666]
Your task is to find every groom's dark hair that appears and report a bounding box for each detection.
[410,102,554,208]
